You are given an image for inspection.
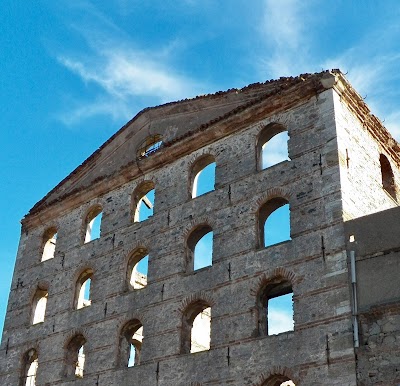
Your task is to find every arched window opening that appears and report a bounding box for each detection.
[133,182,155,222]
[41,228,57,261]
[119,320,143,367]
[127,248,149,290]
[380,154,397,200]
[181,300,211,354]
[257,124,289,170]
[187,225,213,271]
[21,349,38,386]
[262,375,295,386]
[84,206,102,243]
[137,135,163,160]
[259,198,291,248]
[65,335,86,378]
[257,279,294,336]
[191,156,216,198]
[75,270,93,309]
[31,289,48,325]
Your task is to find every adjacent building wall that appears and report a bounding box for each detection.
[345,206,400,385]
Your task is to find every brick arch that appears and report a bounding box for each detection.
[62,329,89,350]
[28,281,50,303]
[124,245,149,267]
[132,179,156,195]
[117,316,145,336]
[187,149,218,170]
[251,267,297,297]
[72,265,95,284]
[253,366,298,386]
[253,188,293,213]
[41,225,58,237]
[123,240,151,261]
[120,307,147,328]
[81,202,103,225]
[19,345,39,363]
[254,113,293,135]
[178,291,215,314]
[180,217,216,245]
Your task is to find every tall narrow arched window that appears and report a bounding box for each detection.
[21,349,38,386]
[31,288,48,325]
[75,269,93,309]
[181,300,211,354]
[259,198,291,248]
[119,320,144,367]
[126,248,149,290]
[261,375,296,386]
[186,225,213,271]
[84,206,102,243]
[65,335,86,378]
[190,155,216,198]
[132,182,155,222]
[41,228,57,261]
[257,123,289,170]
[380,154,397,201]
[137,135,163,159]
[257,278,294,336]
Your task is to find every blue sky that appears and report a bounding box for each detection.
[1,0,400,337]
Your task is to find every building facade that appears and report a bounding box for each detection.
[1,70,399,385]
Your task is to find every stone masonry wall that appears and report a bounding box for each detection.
[334,92,400,221]
[0,88,358,385]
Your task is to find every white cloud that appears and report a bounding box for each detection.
[323,46,400,141]
[56,97,133,126]
[55,2,210,126]
[262,0,303,50]
[58,48,199,102]
[268,308,294,335]
[259,0,313,77]
[258,0,400,142]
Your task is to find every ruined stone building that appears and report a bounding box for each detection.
[1,70,400,385]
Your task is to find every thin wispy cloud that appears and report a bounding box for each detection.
[257,0,400,140]
[268,309,294,335]
[58,49,199,102]
[323,31,400,140]
[57,96,133,126]
[259,0,314,77]
[55,2,209,126]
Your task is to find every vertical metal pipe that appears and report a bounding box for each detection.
[350,250,359,348]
